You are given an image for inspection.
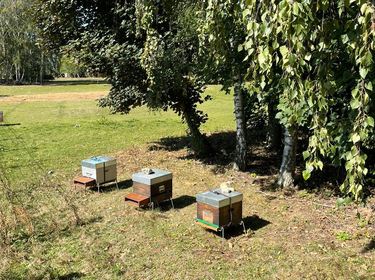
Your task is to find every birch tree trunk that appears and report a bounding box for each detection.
[233,69,247,171]
[267,102,282,152]
[276,125,297,188]
[3,44,9,85]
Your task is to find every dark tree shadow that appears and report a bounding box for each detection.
[58,272,86,279]
[150,130,281,177]
[362,239,375,253]
[45,80,110,86]
[150,128,362,197]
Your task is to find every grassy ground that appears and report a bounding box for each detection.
[0,79,374,280]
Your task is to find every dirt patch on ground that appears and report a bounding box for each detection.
[0,91,107,103]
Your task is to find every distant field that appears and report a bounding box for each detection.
[0,78,374,280]
[0,78,109,95]
[0,79,234,181]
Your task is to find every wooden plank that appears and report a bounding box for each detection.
[150,179,172,196]
[133,182,151,196]
[124,193,150,207]
[195,220,219,231]
[133,179,173,203]
[73,177,96,189]
[197,201,242,228]
[150,192,172,204]
[218,201,243,226]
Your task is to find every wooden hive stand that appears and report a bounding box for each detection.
[73,177,96,191]
[124,193,150,208]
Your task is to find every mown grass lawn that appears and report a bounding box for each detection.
[0,79,374,280]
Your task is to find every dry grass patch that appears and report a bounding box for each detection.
[14,143,371,279]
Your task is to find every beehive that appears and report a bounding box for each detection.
[124,169,172,207]
[81,156,117,185]
[196,188,243,229]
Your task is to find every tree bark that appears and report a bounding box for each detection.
[267,102,282,152]
[233,69,247,171]
[40,51,44,85]
[276,125,297,188]
[3,43,9,85]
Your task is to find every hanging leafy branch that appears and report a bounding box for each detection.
[240,0,375,199]
[199,1,249,170]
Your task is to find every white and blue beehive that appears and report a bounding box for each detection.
[81,156,117,185]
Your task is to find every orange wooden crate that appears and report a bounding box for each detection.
[124,193,150,207]
[73,177,96,189]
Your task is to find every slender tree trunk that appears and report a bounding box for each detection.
[233,69,247,171]
[183,108,214,156]
[15,64,20,83]
[3,44,9,85]
[276,125,297,188]
[40,51,44,85]
[5,61,10,84]
[267,102,282,152]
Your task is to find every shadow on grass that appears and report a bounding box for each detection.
[244,214,271,231]
[137,195,195,212]
[81,215,103,226]
[45,80,110,86]
[362,239,375,253]
[171,195,196,209]
[58,272,86,279]
[89,179,132,193]
[0,123,21,127]
[215,214,271,239]
[150,130,280,178]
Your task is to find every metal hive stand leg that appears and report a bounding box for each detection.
[170,198,174,209]
[218,227,225,246]
[240,220,246,234]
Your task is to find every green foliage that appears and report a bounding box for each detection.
[34,0,214,155]
[243,90,267,129]
[59,56,87,78]
[199,1,248,92]
[336,197,353,207]
[240,0,375,200]
[0,0,58,84]
[336,232,351,241]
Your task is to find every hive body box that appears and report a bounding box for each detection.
[132,169,172,204]
[196,189,243,229]
[81,156,117,185]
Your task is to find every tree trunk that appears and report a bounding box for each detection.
[267,102,282,152]
[40,51,44,85]
[3,45,9,85]
[183,109,214,156]
[233,70,247,171]
[276,125,297,188]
